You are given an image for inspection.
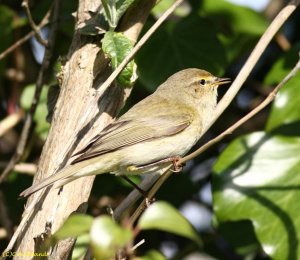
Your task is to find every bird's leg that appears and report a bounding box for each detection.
[170,156,185,173]
[121,175,152,202]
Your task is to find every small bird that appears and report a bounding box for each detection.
[20,69,230,198]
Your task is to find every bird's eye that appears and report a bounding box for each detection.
[199,79,206,86]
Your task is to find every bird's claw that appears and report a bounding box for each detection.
[170,156,184,173]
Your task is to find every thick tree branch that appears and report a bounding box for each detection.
[5,0,159,258]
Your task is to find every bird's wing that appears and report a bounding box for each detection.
[71,110,193,164]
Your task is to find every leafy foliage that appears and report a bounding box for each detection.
[265,44,300,133]
[138,201,202,246]
[213,132,300,259]
[102,31,137,87]
[101,0,135,30]
[53,214,93,240]
[51,201,201,259]
[90,216,133,260]
[136,15,227,91]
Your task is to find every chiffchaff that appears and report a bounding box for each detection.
[20,68,230,197]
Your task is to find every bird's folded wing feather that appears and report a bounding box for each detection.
[72,103,193,164]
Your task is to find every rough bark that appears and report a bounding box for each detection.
[15,0,156,258]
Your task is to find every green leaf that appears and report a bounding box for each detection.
[102,31,137,87]
[264,43,300,85]
[202,0,268,36]
[136,15,227,91]
[264,43,300,133]
[152,0,190,18]
[138,201,202,247]
[202,0,268,62]
[212,132,300,259]
[90,216,133,260]
[0,5,15,73]
[134,250,166,260]
[71,234,90,260]
[216,220,261,256]
[266,77,300,134]
[53,214,93,241]
[0,5,15,49]
[20,84,50,139]
[101,0,135,29]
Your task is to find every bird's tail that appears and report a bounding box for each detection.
[19,159,99,198]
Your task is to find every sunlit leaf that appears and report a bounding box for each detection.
[264,43,300,133]
[71,234,90,260]
[90,216,133,260]
[152,0,190,18]
[212,132,300,259]
[138,201,202,246]
[53,214,93,240]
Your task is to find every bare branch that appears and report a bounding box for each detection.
[0,9,50,61]
[114,174,159,221]
[22,0,48,47]
[129,167,173,225]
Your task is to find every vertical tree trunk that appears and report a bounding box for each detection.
[15,0,156,258]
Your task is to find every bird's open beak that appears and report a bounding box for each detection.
[215,77,231,86]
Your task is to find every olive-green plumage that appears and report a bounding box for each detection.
[20,68,230,198]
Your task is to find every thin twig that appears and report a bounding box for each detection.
[22,0,48,46]
[0,3,58,184]
[0,9,50,61]
[98,0,184,94]
[213,0,298,126]
[179,55,300,165]
[129,166,173,225]
[130,239,145,252]
[114,175,159,221]
[178,0,299,165]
